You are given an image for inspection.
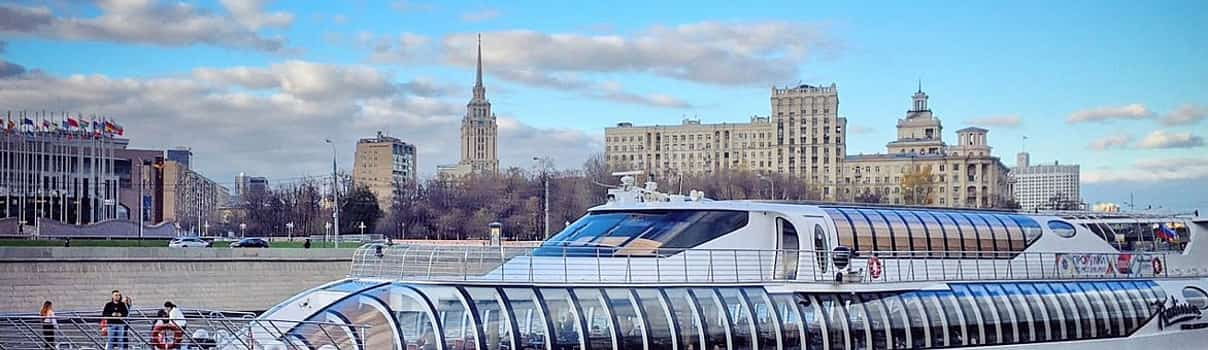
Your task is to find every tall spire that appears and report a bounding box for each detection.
[917,79,922,93]
[475,33,483,88]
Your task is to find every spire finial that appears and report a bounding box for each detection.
[917,79,922,93]
[475,33,483,88]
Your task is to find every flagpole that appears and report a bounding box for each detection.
[2,111,9,220]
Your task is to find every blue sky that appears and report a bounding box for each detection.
[1,0,1206,210]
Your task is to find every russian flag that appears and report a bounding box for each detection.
[1155,223,1178,241]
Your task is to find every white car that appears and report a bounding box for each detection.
[168,237,211,248]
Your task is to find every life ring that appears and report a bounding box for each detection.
[1152,257,1164,275]
[150,323,183,350]
[868,255,883,280]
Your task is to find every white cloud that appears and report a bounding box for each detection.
[1066,103,1151,124]
[965,114,1021,128]
[1135,130,1205,149]
[442,21,835,86]
[362,32,432,64]
[592,81,692,108]
[1159,104,1207,126]
[0,0,293,52]
[1087,133,1132,151]
[1084,157,1208,183]
[0,61,601,182]
[460,9,499,22]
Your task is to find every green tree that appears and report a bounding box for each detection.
[340,185,382,235]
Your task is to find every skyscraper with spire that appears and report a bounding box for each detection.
[457,34,498,174]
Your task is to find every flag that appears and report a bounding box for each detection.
[112,122,124,136]
[1155,224,1178,241]
[60,119,70,131]
[42,119,51,131]
[4,119,13,133]
[22,117,33,126]
[66,117,79,129]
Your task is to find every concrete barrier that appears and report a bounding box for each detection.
[0,247,357,313]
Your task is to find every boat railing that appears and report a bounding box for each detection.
[350,243,1203,284]
[0,312,368,350]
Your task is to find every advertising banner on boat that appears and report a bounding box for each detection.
[1055,253,1157,277]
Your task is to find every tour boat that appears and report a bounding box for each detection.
[258,173,1208,349]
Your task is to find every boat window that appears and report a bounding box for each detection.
[1092,281,1125,335]
[1103,282,1137,331]
[972,215,1001,258]
[795,294,826,350]
[897,293,929,348]
[1070,283,1109,338]
[992,215,1023,253]
[951,285,984,345]
[846,208,878,253]
[1117,282,1149,329]
[934,213,966,257]
[899,212,927,255]
[974,284,1010,344]
[858,293,890,350]
[1027,283,1063,341]
[419,285,478,349]
[816,294,850,350]
[539,288,585,349]
[1047,220,1077,238]
[1050,283,1089,339]
[771,294,805,350]
[998,284,1033,343]
[296,285,397,350]
[916,212,947,257]
[720,288,757,350]
[814,224,829,274]
[464,287,513,350]
[937,292,966,346]
[879,293,911,349]
[777,218,800,280]
[604,288,646,350]
[1184,286,1208,310]
[743,288,782,350]
[912,292,945,347]
[502,288,550,348]
[837,294,870,350]
[868,211,894,252]
[664,288,704,350]
[953,213,984,258]
[691,288,730,350]
[634,289,675,349]
[571,288,616,350]
[536,210,749,256]
[825,208,858,251]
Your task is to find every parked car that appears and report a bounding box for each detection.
[229,238,270,248]
[168,237,211,248]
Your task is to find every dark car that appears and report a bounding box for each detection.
[229,238,270,248]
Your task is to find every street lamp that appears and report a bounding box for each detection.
[532,156,552,239]
[286,222,295,241]
[324,221,332,244]
[758,175,775,200]
[239,223,246,238]
[203,222,209,237]
[325,139,341,249]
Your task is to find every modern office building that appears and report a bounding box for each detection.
[1,124,128,227]
[1009,152,1081,210]
[353,131,417,211]
[234,172,269,201]
[605,83,845,199]
[440,34,498,177]
[841,88,1011,208]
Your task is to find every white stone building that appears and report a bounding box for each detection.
[1009,152,1081,210]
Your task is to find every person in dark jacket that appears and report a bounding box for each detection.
[102,290,128,350]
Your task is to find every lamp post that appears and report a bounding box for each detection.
[758,175,774,200]
[325,139,340,249]
[203,222,209,237]
[239,223,246,238]
[286,222,295,241]
[324,221,332,244]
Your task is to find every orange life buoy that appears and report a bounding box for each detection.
[150,323,183,350]
[868,255,883,280]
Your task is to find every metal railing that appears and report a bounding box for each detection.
[0,310,367,350]
[350,243,1200,284]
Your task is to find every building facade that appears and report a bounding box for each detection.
[2,128,128,228]
[604,83,845,199]
[353,131,417,211]
[442,34,498,177]
[161,160,230,234]
[1009,152,1080,210]
[841,88,1010,208]
[165,146,192,169]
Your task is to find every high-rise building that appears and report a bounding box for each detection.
[1009,152,1080,210]
[353,131,417,211]
[604,83,845,199]
[440,34,498,177]
[841,87,1011,208]
[161,160,230,234]
[165,146,192,169]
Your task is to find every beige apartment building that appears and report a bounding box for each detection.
[353,132,417,211]
[841,88,1010,208]
[161,159,230,233]
[605,83,847,199]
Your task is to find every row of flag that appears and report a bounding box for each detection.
[3,113,124,138]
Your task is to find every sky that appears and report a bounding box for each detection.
[1,0,1206,211]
